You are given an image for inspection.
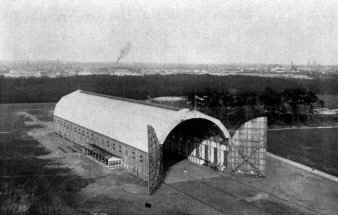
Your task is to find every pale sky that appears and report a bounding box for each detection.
[1,0,338,65]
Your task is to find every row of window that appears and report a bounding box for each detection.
[109,160,122,168]
[125,149,143,162]
[56,119,93,138]
[56,118,145,164]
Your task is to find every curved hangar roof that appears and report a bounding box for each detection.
[54,90,230,152]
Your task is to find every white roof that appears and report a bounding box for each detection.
[152,96,186,102]
[108,157,122,162]
[54,90,230,152]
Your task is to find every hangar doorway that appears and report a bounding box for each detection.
[147,117,229,194]
[162,118,228,179]
[148,116,267,194]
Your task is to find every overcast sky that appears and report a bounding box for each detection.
[1,0,338,65]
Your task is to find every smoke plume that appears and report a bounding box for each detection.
[116,42,131,63]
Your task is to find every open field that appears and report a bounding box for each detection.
[0,103,338,214]
[318,94,338,109]
[268,128,338,177]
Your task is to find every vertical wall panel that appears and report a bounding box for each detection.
[228,117,267,177]
[148,125,163,195]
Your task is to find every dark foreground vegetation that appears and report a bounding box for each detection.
[0,105,91,214]
[1,75,338,128]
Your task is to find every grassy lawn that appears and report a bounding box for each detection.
[0,104,89,215]
[268,128,338,177]
[317,94,338,109]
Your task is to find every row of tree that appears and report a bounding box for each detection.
[0,74,337,128]
[187,87,324,128]
[189,87,321,112]
[1,74,338,104]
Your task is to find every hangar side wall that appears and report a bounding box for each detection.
[54,116,149,181]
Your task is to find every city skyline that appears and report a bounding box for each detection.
[1,0,338,65]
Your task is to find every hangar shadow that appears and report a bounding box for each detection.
[161,118,226,180]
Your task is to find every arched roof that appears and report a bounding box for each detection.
[158,111,230,145]
[54,90,230,152]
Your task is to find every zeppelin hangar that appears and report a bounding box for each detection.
[54,90,267,193]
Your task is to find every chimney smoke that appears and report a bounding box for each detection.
[116,42,131,63]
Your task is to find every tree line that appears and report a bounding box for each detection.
[0,74,337,128]
[1,74,338,103]
[187,87,326,128]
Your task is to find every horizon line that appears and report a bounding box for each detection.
[0,60,337,67]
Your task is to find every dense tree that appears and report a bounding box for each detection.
[1,74,338,104]
[0,74,336,128]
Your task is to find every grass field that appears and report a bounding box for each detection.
[1,103,337,215]
[268,128,338,177]
[0,104,92,214]
[317,94,338,109]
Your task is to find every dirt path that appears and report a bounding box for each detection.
[268,125,338,131]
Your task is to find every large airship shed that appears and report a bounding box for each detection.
[54,90,266,193]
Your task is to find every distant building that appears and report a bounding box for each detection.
[78,70,92,76]
[5,69,41,78]
[271,66,285,73]
[111,69,140,76]
[149,96,188,108]
[64,69,78,76]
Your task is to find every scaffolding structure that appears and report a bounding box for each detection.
[228,117,267,177]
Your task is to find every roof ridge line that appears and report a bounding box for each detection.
[78,90,182,111]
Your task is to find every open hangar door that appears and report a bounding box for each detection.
[162,119,228,174]
[147,117,267,194]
